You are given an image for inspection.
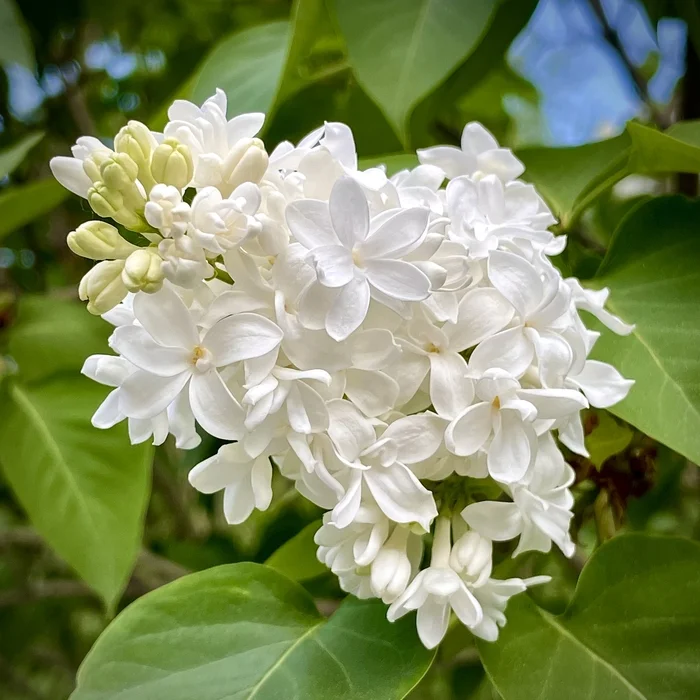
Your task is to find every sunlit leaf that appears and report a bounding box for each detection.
[0,377,153,609]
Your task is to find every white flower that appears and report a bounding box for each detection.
[326,401,438,530]
[371,525,422,603]
[445,369,587,483]
[108,285,283,439]
[164,89,267,192]
[159,235,213,288]
[188,443,273,524]
[144,184,191,237]
[50,136,110,197]
[387,518,482,649]
[418,122,524,182]
[287,176,431,340]
[189,183,262,254]
[462,434,576,557]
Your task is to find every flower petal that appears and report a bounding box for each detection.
[488,409,533,482]
[469,326,534,378]
[444,402,492,456]
[416,597,451,649]
[203,313,283,366]
[329,176,369,247]
[461,500,523,541]
[345,368,399,417]
[360,207,429,259]
[365,259,431,301]
[133,285,199,349]
[109,326,191,376]
[429,351,474,420]
[286,199,338,249]
[325,276,370,341]
[189,370,246,440]
[569,360,634,408]
[120,370,190,419]
[487,250,543,318]
[307,245,354,287]
[447,287,514,352]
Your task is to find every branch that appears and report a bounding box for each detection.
[588,0,670,129]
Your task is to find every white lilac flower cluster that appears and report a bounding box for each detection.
[51,89,634,649]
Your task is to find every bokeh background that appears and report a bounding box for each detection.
[0,0,698,698]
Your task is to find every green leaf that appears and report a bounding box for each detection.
[628,120,700,174]
[7,295,111,383]
[266,520,326,582]
[0,178,69,241]
[478,534,700,700]
[71,562,435,700]
[517,132,631,227]
[359,153,419,175]
[192,21,290,114]
[0,376,153,609]
[585,411,633,469]
[334,0,499,143]
[270,0,347,115]
[0,132,44,179]
[591,196,700,465]
[0,0,35,71]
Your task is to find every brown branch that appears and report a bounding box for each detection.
[588,0,670,128]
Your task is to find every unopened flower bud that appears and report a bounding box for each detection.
[83,150,112,183]
[449,531,492,586]
[88,182,124,218]
[223,138,269,190]
[115,121,158,190]
[370,527,412,604]
[151,138,193,189]
[79,259,127,315]
[100,152,139,191]
[67,221,138,260]
[121,248,164,293]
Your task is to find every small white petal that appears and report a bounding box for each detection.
[329,176,369,248]
[325,276,370,341]
[203,313,283,366]
[189,370,246,440]
[445,402,492,456]
[365,259,431,301]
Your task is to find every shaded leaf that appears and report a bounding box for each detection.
[0,178,69,241]
[0,132,44,179]
[7,295,111,383]
[265,519,326,582]
[71,562,435,700]
[360,153,419,175]
[0,377,153,609]
[586,411,633,469]
[628,120,700,174]
[0,0,35,71]
[518,132,631,227]
[591,196,700,465]
[478,534,700,700]
[334,0,498,142]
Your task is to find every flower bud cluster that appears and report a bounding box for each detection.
[53,89,634,649]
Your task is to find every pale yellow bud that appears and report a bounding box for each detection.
[79,259,128,315]
[67,221,139,260]
[83,150,112,183]
[88,182,124,218]
[100,152,139,191]
[223,137,269,190]
[121,248,164,293]
[151,138,193,189]
[115,121,158,190]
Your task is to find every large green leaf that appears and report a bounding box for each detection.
[0,376,153,609]
[0,178,69,241]
[0,0,35,71]
[7,295,111,383]
[478,534,700,700]
[628,121,700,174]
[0,131,44,179]
[334,0,498,143]
[518,132,631,227]
[265,520,326,582]
[71,562,435,700]
[590,196,700,465]
[192,21,290,114]
[269,0,347,116]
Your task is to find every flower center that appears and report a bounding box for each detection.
[191,345,213,372]
[352,247,365,268]
[425,342,441,354]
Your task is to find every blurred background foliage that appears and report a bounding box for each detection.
[0,0,699,698]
